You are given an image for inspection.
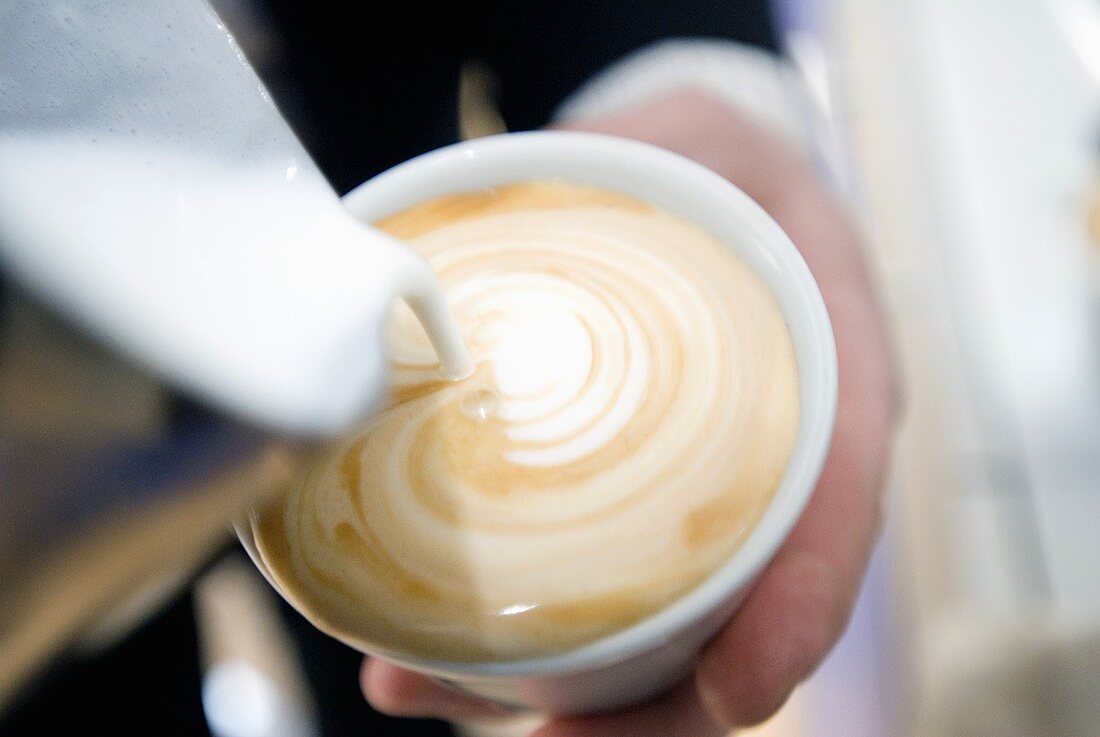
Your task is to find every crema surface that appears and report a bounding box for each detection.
[252,181,799,661]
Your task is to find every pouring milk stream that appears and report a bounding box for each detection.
[0,0,468,704]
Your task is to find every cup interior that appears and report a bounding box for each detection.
[243,131,837,678]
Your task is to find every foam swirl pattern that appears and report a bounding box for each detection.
[252,182,800,661]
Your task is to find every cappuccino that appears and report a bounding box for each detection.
[252,181,799,661]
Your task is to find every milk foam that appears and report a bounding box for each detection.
[253,182,800,661]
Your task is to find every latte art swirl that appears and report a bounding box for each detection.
[252,182,799,661]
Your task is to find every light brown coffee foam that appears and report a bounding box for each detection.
[252,181,799,661]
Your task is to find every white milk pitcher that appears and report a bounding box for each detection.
[0,0,466,705]
[0,0,468,435]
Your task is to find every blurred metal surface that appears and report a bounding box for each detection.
[1046,0,1100,85]
[0,295,305,709]
[836,0,1100,734]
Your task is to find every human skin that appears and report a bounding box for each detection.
[360,89,900,736]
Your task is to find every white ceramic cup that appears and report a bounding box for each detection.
[238,131,837,716]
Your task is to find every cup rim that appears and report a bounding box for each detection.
[244,130,837,679]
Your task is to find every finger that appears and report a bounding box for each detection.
[532,680,726,737]
[695,411,886,727]
[360,657,512,720]
[695,204,896,727]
